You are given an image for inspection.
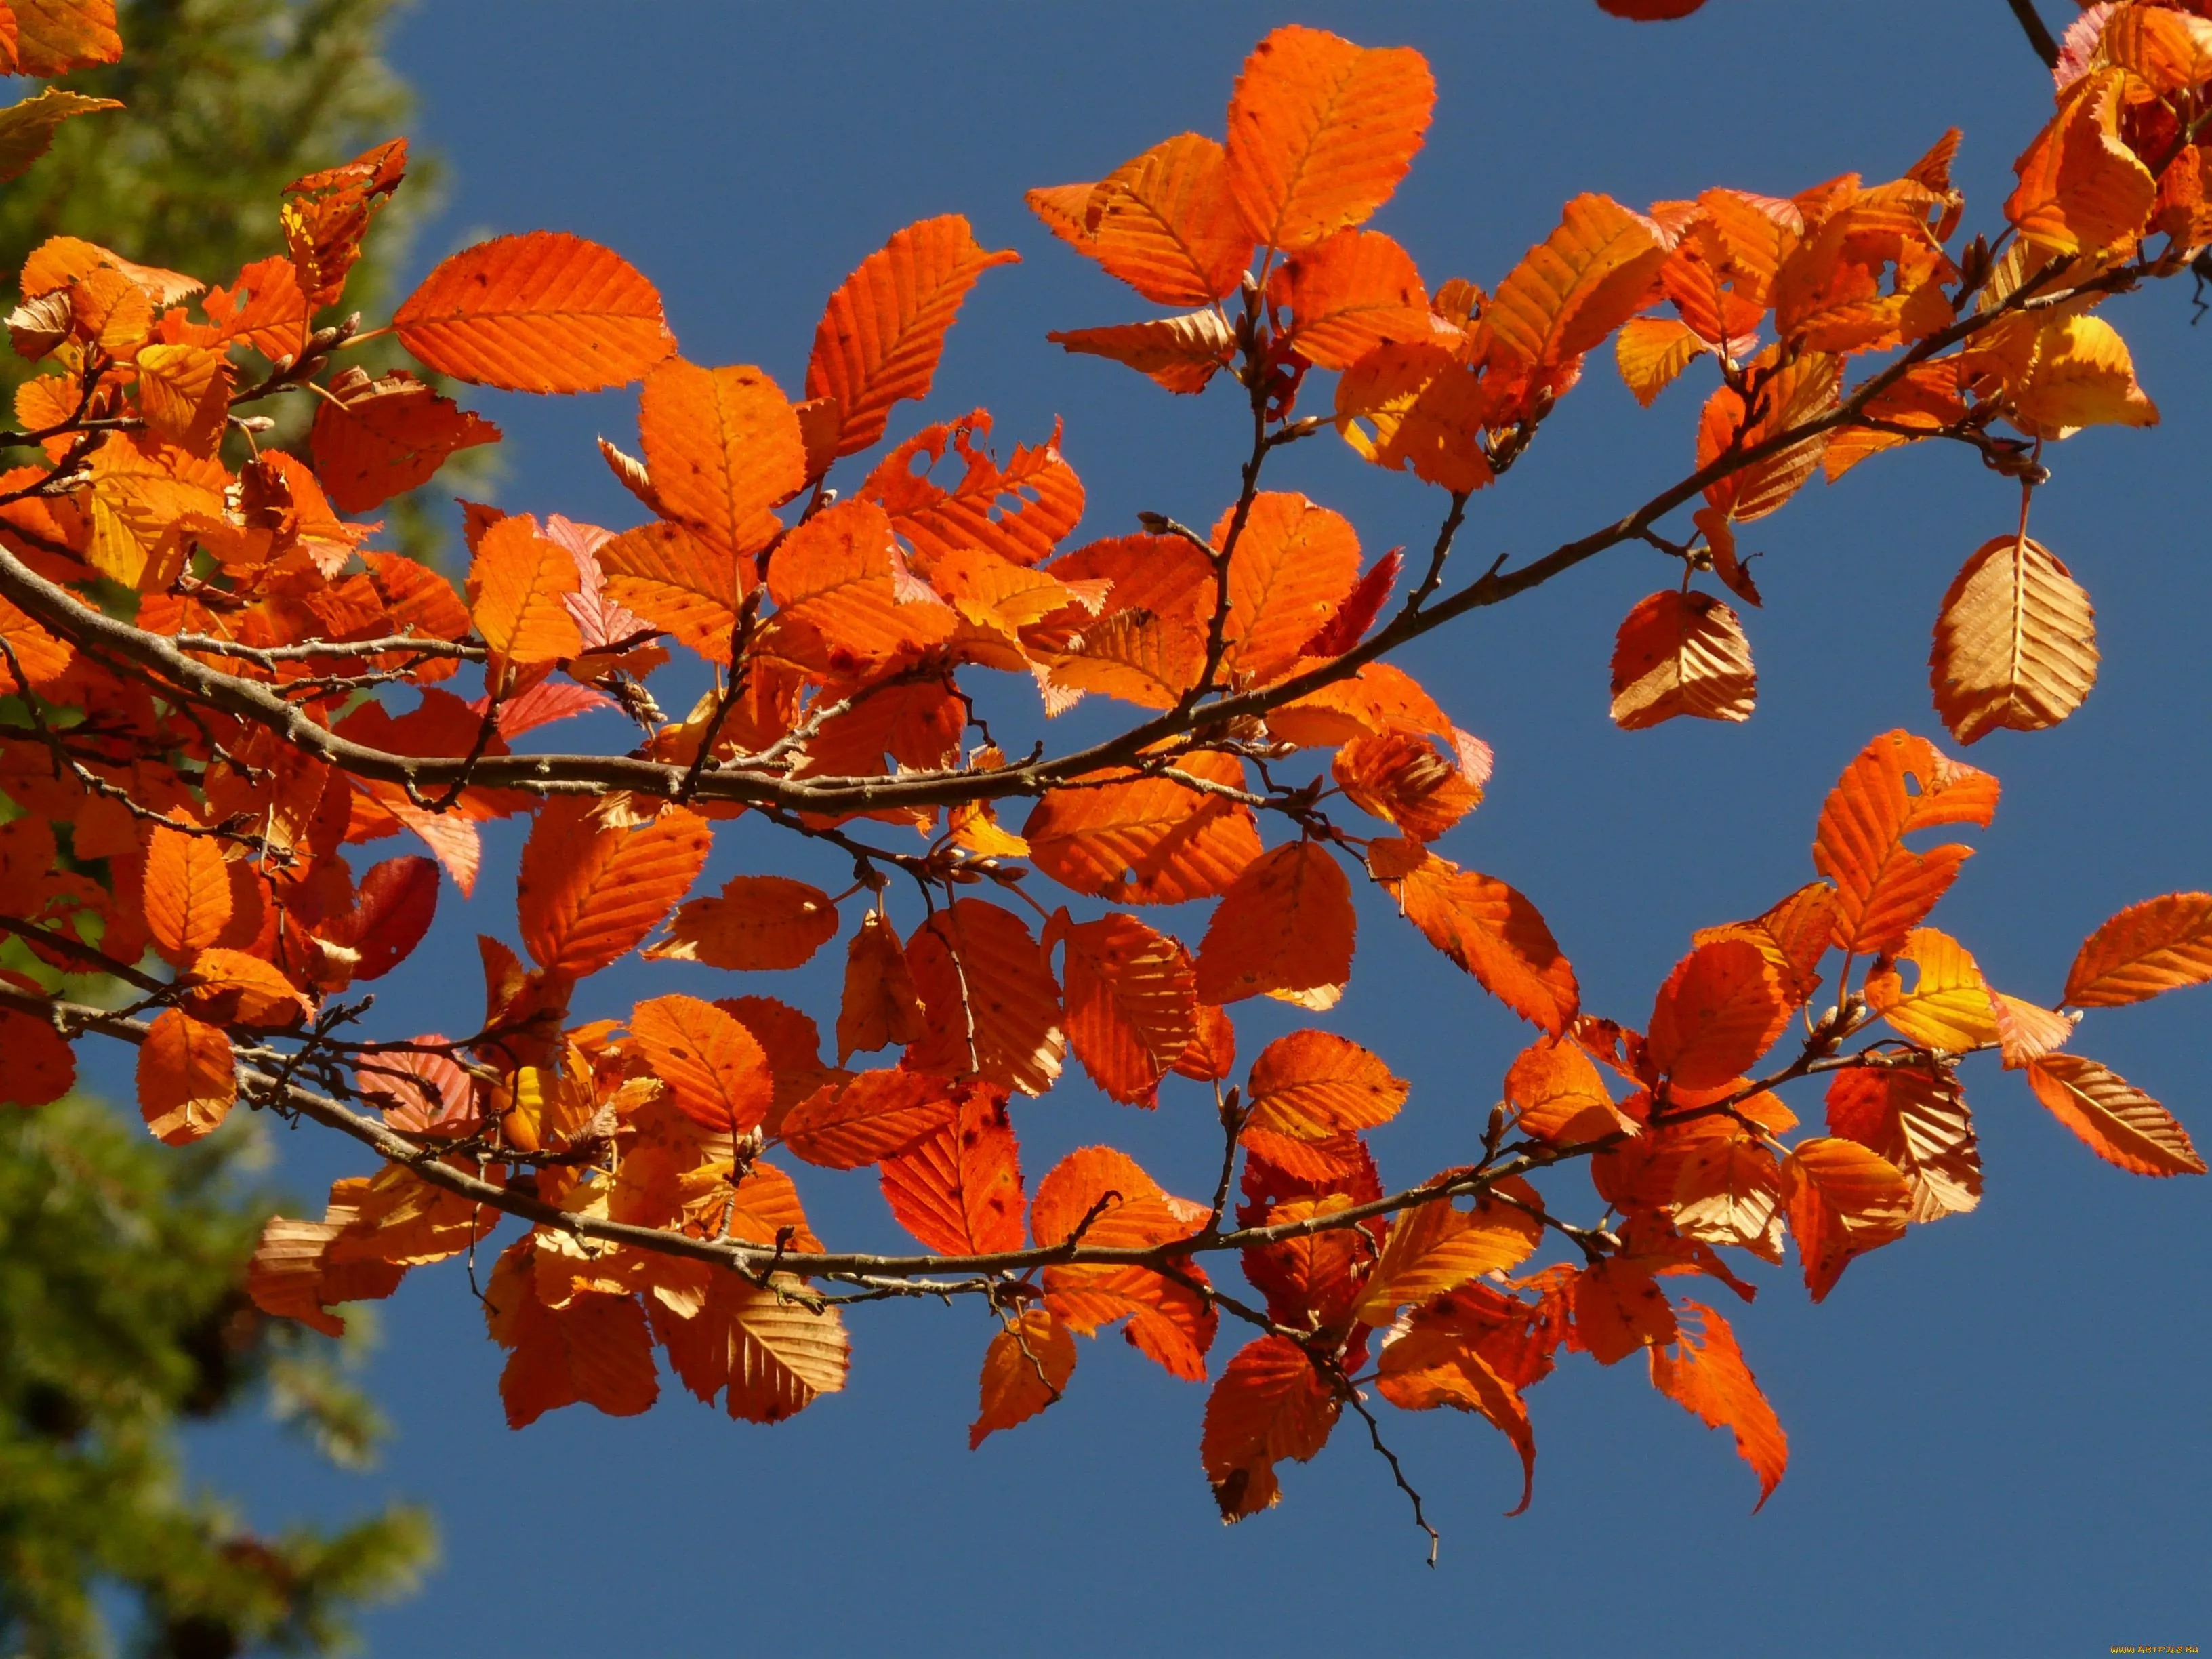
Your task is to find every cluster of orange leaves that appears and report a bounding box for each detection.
[0,3,2207,1530]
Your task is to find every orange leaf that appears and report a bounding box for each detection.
[836,909,926,1062]
[1780,1136,1911,1301]
[141,824,233,967]
[628,993,773,1136]
[652,1271,848,1423]
[1697,351,1840,523]
[903,899,1065,1096]
[1374,1314,1536,1515]
[1486,193,1668,383]
[1332,339,1495,493]
[861,410,1084,569]
[594,520,741,663]
[516,800,712,979]
[394,231,676,393]
[1692,882,1836,1010]
[879,1079,1025,1255]
[309,368,500,514]
[134,342,234,456]
[1649,1300,1787,1511]
[1073,131,1252,306]
[1271,228,1431,371]
[1194,839,1355,1008]
[1368,838,1579,1033]
[780,1067,954,1170]
[1354,1185,1542,1324]
[1200,1335,1340,1520]
[1022,756,1261,905]
[1033,1146,1216,1378]
[1506,1036,1624,1145]
[1812,730,1999,956]
[1671,1133,1786,1260]
[2065,892,2212,1007]
[1224,25,1435,253]
[765,498,954,677]
[2006,68,2156,256]
[182,947,312,1028]
[1059,914,1200,1106]
[804,214,1019,459]
[468,514,584,667]
[1570,1256,1678,1364]
[1825,1063,1982,1221]
[1610,589,1757,729]
[1645,938,1790,1091]
[136,1007,236,1145]
[1864,927,2003,1053]
[636,357,805,558]
[1614,314,1709,407]
[9,1,123,76]
[1218,491,1363,684]
[485,1242,658,1427]
[1929,533,2098,743]
[1046,310,1238,394]
[970,1309,1078,1448]
[647,874,838,972]
[1245,1029,1408,1140]
[1332,730,1481,842]
[2025,1054,2205,1177]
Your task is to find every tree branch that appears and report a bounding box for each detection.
[2005,0,2062,69]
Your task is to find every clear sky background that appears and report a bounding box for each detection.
[134,3,2212,1654]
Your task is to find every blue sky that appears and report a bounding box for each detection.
[149,3,2212,1652]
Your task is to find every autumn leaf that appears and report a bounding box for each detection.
[1486,193,1668,386]
[141,824,233,968]
[1826,1063,1982,1221]
[1781,1136,1912,1300]
[1649,1300,1787,1511]
[2064,892,2212,1007]
[2006,68,2156,257]
[133,341,232,456]
[836,910,927,1062]
[1244,1030,1408,1140]
[627,994,773,1136]
[1332,731,1481,842]
[1219,492,1364,684]
[780,1067,955,1170]
[2009,316,2158,437]
[1506,1036,1624,1145]
[2025,1054,2205,1177]
[1047,310,1237,394]
[1353,1184,1542,1324]
[1374,1310,1537,1515]
[637,357,806,557]
[1066,131,1252,305]
[1333,340,1494,492]
[970,1309,1078,1448]
[805,215,1019,459]
[516,800,712,979]
[485,1241,659,1427]
[1864,927,2003,1053]
[594,520,741,663]
[468,514,585,668]
[1368,838,1579,1033]
[653,1273,850,1422]
[1570,1256,1678,1364]
[1200,1336,1340,1520]
[136,1008,237,1146]
[1671,1133,1785,1260]
[903,899,1065,1097]
[1224,25,1436,253]
[1645,939,1791,1091]
[394,231,677,393]
[1194,840,1356,1008]
[9,2,124,77]
[1059,914,1201,1106]
[1813,731,1999,956]
[1614,315,1709,407]
[861,410,1084,569]
[308,367,501,514]
[1609,589,1757,729]
[879,1080,1025,1255]
[1023,758,1261,905]
[1271,228,1432,370]
[647,874,838,972]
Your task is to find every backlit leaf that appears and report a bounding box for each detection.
[136,1008,236,1146]
[1369,838,1579,1033]
[880,1079,1025,1254]
[805,214,1019,458]
[903,899,1065,1096]
[1487,193,1668,381]
[2025,1054,2205,1176]
[1864,927,2001,1053]
[1826,1063,1982,1221]
[1647,938,1790,1091]
[516,800,712,979]
[1812,730,1999,956]
[637,358,806,558]
[837,910,927,1062]
[1649,1300,1787,1511]
[1201,1335,1339,1520]
[1076,131,1252,305]
[2065,892,2212,1007]
[628,993,773,1136]
[1271,227,1432,370]
[647,874,838,972]
[394,230,676,393]
[1246,1029,1409,1140]
[1194,840,1355,1008]
[1353,1185,1542,1324]
[1609,589,1757,729]
[308,368,500,514]
[1023,757,1261,905]
[970,1309,1078,1448]
[1780,1136,1911,1301]
[1047,310,1237,394]
[468,514,585,667]
[1060,914,1200,1106]
[1225,25,1435,253]
[1219,492,1363,684]
[654,1273,848,1422]
[780,1067,954,1170]
[142,824,233,967]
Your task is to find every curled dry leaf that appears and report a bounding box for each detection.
[1609,589,1757,730]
